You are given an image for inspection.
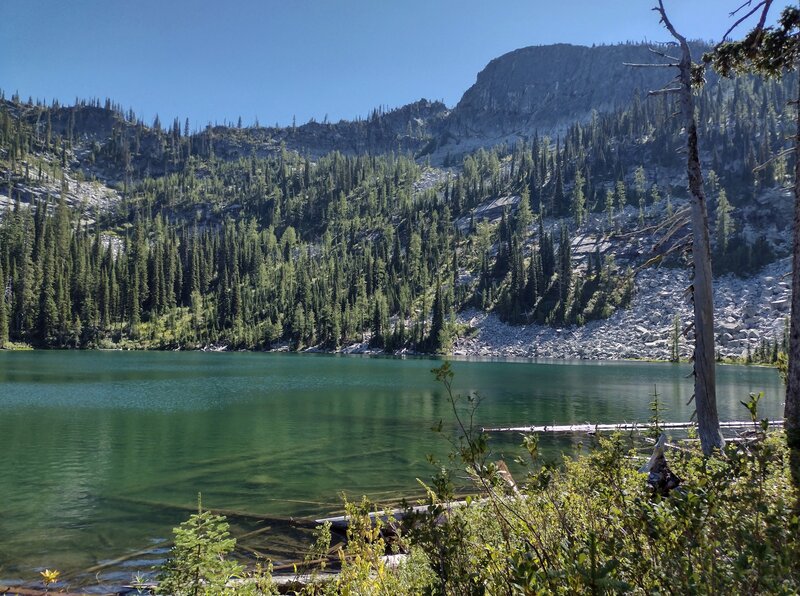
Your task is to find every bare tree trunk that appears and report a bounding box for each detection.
[786,71,800,489]
[682,68,723,454]
[658,1,724,454]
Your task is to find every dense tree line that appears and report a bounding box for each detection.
[0,68,794,350]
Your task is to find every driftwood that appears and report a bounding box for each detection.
[271,555,337,572]
[238,544,269,559]
[269,554,408,594]
[483,420,784,434]
[495,460,520,494]
[235,524,273,543]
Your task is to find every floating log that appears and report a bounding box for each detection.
[482,419,785,433]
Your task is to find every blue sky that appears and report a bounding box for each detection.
[2,0,793,129]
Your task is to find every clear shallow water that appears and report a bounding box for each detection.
[0,351,785,583]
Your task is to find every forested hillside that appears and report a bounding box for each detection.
[0,43,795,352]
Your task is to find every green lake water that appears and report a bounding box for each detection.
[0,351,785,585]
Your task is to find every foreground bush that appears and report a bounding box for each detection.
[399,365,800,594]
[406,431,799,595]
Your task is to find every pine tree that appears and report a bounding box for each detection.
[558,224,572,306]
[526,245,543,312]
[428,283,445,352]
[572,170,586,227]
[605,188,615,227]
[516,186,533,236]
[615,180,627,213]
[540,219,556,282]
[671,314,681,363]
[650,184,661,205]
[715,188,733,261]
[634,166,647,204]
[0,261,7,347]
[553,167,565,215]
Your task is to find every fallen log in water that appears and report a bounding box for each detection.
[82,539,171,574]
[105,495,319,527]
[235,524,273,542]
[482,419,785,434]
[315,500,473,532]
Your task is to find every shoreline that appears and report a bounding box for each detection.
[1,259,790,363]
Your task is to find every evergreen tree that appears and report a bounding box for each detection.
[715,188,733,261]
[558,223,572,306]
[516,186,533,236]
[616,180,627,213]
[572,170,586,227]
[605,188,615,227]
[0,261,7,347]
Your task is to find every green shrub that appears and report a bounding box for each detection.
[158,498,244,596]
[323,497,436,596]
[404,364,800,594]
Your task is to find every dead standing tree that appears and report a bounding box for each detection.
[626,1,724,455]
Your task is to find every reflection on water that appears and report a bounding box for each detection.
[0,351,784,582]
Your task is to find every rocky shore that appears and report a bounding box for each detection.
[452,259,791,361]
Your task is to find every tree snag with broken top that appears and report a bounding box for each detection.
[626,1,724,454]
[639,434,683,495]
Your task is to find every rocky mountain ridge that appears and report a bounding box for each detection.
[6,41,712,173]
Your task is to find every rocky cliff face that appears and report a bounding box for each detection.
[251,41,713,162]
[425,42,712,161]
[453,44,673,131]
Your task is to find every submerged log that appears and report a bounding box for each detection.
[235,524,273,542]
[105,495,318,527]
[482,420,784,434]
[82,540,171,575]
